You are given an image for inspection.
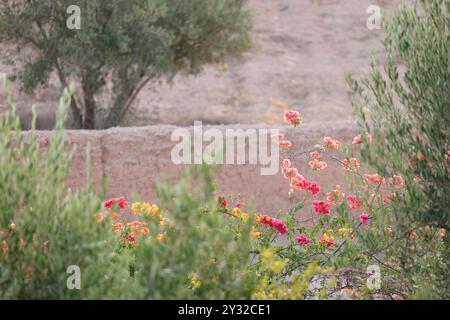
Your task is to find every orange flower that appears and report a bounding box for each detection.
[323,137,340,150]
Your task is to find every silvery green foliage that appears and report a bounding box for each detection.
[346,0,449,231]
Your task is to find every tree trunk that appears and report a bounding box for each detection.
[83,93,96,129]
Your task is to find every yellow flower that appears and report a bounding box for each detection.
[232,207,241,217]
[157,232,165,241]
[250,226,261,238]
[338,228,353,235]
[189,272,202,290]
[9,223,16,230]
[131,202,142,214]
[208,258,217,265]
[142,203,159,217]
[241,212,249,222]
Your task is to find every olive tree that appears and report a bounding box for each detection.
[0,0,252,128]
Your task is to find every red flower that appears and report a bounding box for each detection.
[313,200,330,215]
[216,196,228,208]
[104,197,127,209]
[259,215,288,235]
[296,234,311,245]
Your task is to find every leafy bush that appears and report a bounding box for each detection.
[0,80,134,299]
[0,0,252,129]
[346,0,449,232]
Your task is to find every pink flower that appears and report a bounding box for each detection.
[282,159,292,170]
[279,140,292,148]
[360,210,369,225]
[323,137,340,150]
[310,151,321,159]
[284,110,303,126]
[445,151,450,161]
[272,134,292,148]
[346,195,362,210]
[308,159,327,171]
[342,158,361,170]
[352,132,373,145]
[296,234,311,245]
[313,200,330,215]
[439,228,446,237]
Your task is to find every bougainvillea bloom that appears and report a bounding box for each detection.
[346,195,362,210]
[279,140,292,148]
[326,185,344,205]
[284,110,303,126]
[365,173,385,184]
[319,233,335,248]
[216,195,228,208]
[342,158,361,170]
[292,179,320,195]
[104,196,127,209]
[310,151,321,159]
[296,234,311,245]
[259,215,288,235]
[313,200,330,215]
[308,158,327,171]
[352,132,373,145]
[360,210,369,225]
[323,137,340,150]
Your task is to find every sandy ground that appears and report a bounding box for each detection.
[0,0,398,129]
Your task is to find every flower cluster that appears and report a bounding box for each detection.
[342,158,361,171]
[308,151,327,171]
[318,233,335,248]
[282,159,320,195]
[257,215,288,235]
[313,200,330,215]
[284,110,303,126]
[346,195,362,210]
[323,137,340,150]
[272,133,292,148]
[295,234,311,245]
[103,197,166,246]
